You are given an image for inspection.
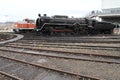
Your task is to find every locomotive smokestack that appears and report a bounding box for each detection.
[43,14,47,16]
[38,14,41,17]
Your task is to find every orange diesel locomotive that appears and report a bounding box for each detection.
[13,19,36,33]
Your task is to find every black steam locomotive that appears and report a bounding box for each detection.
[36,14,115,35]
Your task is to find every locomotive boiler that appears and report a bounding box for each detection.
[36,14,115,35]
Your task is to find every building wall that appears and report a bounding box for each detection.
[102,8,120,13]
[102,17,120,23]
[100,0,120,23]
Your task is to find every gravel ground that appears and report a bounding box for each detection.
[34,56,120,80]
[0,50,120,80]
[0,33,15,42]
[1,34,120,80]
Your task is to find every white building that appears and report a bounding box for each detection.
[102,0,120,9]
[102,0,120,13]
[92,0,120,24]
[101,0,120,34]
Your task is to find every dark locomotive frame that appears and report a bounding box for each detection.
[35,14,115,35]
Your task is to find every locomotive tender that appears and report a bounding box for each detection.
[35,14,115,35]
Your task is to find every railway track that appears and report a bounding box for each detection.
[20,38,120,43]
[22,33,120,39]
[2,45,120,64]
[0,71,22,80]
[8,42,120,51]
[0,33,24,45]
[20,33,120,43]
[0,51,99,80]
[0,33,120,80]
[8,35,120,55]
[3,35,120,64]
[7,39,120,56]
[0,45,120,79]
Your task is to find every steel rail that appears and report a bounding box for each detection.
[0,55,100,80]
[5,45,120,59]
[1,46,120,64]
[9,43,120,51]
[0,71,23,80]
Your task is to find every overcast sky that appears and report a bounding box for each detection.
[0,0,102,22]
